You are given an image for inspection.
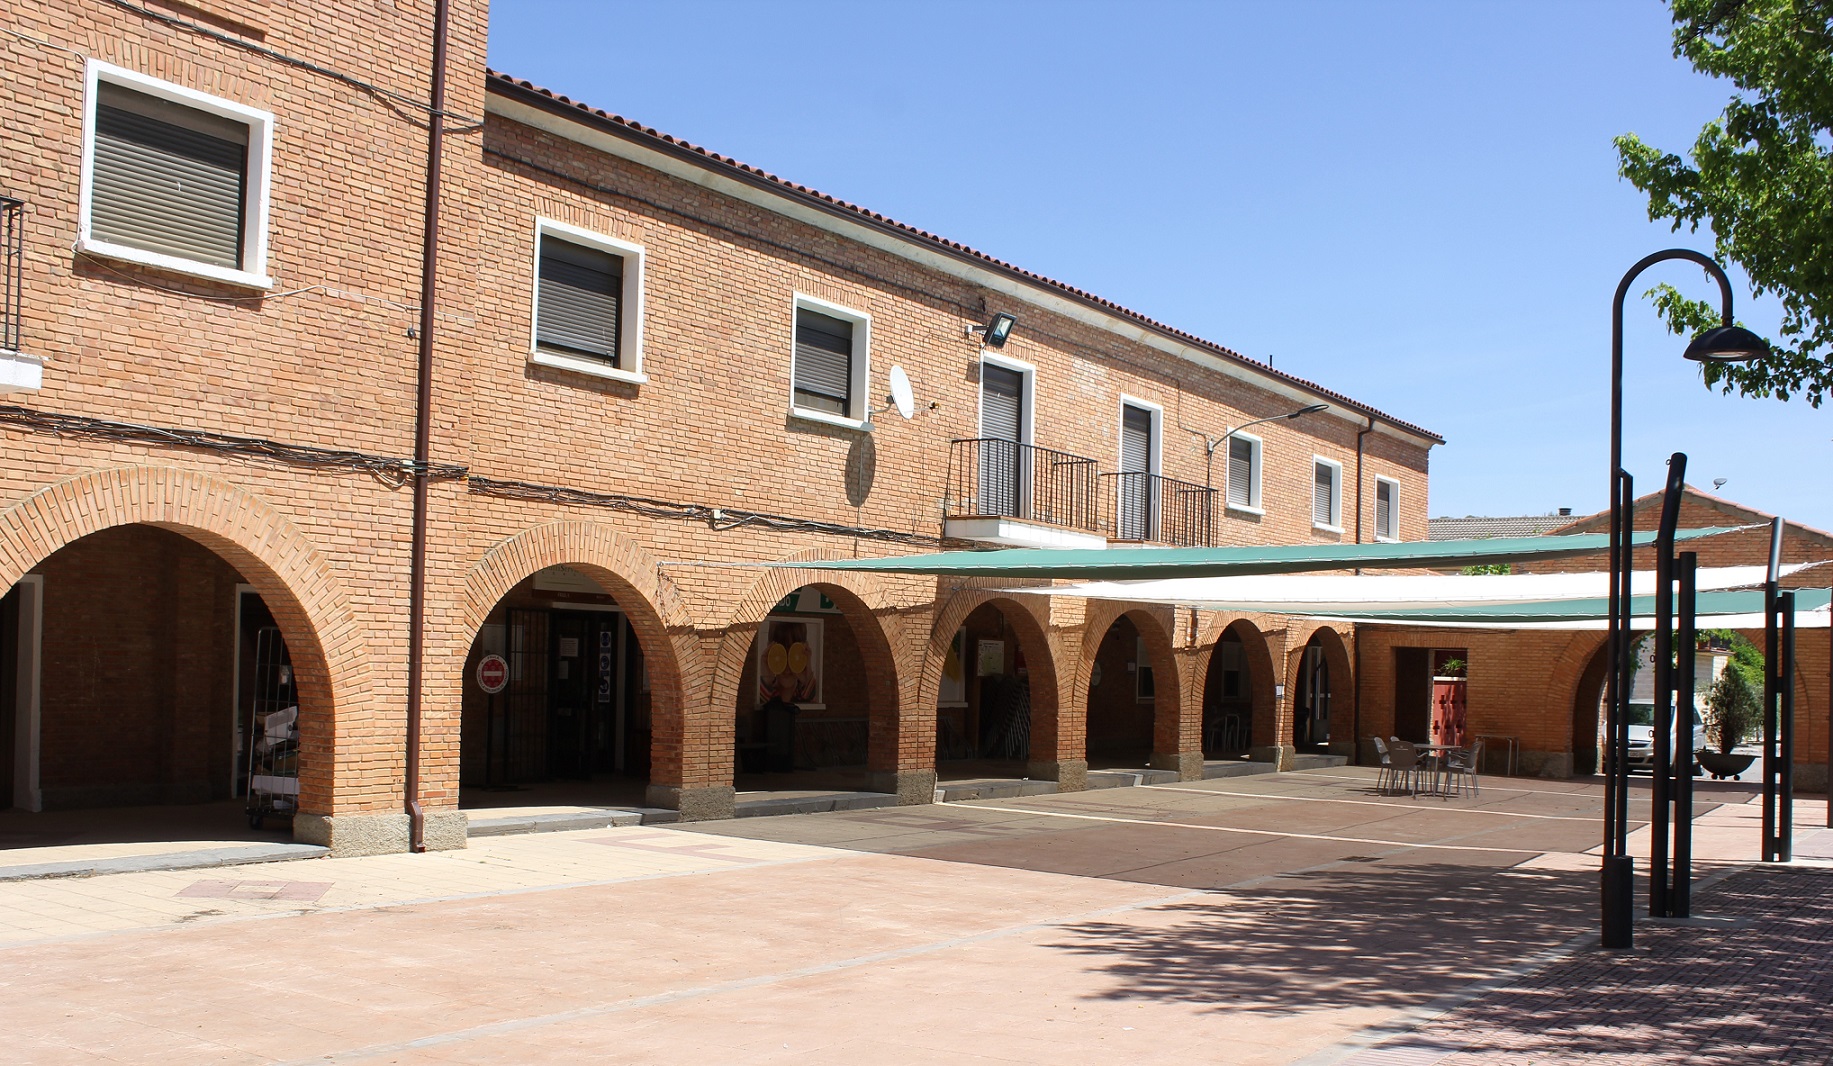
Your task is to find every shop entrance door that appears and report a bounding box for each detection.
[548,610,622,779]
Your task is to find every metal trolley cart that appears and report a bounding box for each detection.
[244,626,298,830]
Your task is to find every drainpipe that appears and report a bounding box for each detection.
[405,0,451,854]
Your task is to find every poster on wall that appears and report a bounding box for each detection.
[976,639,1005,677]
[940,627,968,706]
[757,618,823,707]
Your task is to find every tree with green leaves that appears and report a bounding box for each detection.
[1615,0,1833,404]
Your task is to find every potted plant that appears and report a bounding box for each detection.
[1698,668,1760,780]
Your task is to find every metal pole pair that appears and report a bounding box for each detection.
[1762,518,1796,863]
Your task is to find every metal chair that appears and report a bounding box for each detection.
[1439,737,1484,799]
[1385,738,1423,798]
[1371,736,1394,793]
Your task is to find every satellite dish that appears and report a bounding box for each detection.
[887,366,915,420]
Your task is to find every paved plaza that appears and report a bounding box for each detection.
[0,768,1828,1064]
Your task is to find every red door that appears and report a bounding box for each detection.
[1431,679,1468,746]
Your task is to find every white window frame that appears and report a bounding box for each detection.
[1224,431,1264,515]
[1374,475,1401,542]
[77,59,275,290]
[1312,456,1344,533]
[529,217,648,384]
[977,350,1036,445]
[789,293,871,430]
[1115,395,1163,476]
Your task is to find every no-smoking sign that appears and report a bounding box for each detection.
[476,653,509,694]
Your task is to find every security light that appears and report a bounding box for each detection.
[969,312,1018,348]
[1682,324,1770,363]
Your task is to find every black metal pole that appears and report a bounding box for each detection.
[1602,249,1738,946]
[1649,453,1685,916]
[1781,590,1796,861]
[1674,550,1697,917]
[1764,518,1782,862]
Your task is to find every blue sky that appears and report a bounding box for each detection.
[489,0,1828,530]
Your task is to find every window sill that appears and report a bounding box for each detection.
[1225,503,1265,517]
[789,407,870,432]
[1313,523,1345,535]
[1375,534,1400,544]
[0,349,42,392]
[76,237,272,290]
[529,350,648,385]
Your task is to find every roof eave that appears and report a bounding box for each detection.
[482,72,1445,448]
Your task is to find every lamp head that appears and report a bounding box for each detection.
[1288,403,1329,418]
[1683,324,1770,363]
[977,312,1017,348]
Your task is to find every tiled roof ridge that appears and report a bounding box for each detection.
[483,69,1443,445]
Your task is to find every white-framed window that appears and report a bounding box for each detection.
[1312,457,1343,532]
[77,60,274,289]
[1374,476,1401,541]
[1225,431,1263,513]
[530,218,646,384]
[790,293,870,428]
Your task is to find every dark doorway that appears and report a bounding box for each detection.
[0,586,16,806]
[1294,639,1332,750]
[1393,647,1431,742]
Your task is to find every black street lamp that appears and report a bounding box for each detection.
[1205,403,1330,492]
[1604,249,1767,949]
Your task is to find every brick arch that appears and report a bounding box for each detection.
[1288,622,1354,750]
[0,465,365,817]
[1074,600,1183,762]
[920,589,1062,764]
[1203,617,1280,755]
[711,559,907,780]
[462,521,702,791]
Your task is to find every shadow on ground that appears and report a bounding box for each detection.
[1048,862,1595,1016]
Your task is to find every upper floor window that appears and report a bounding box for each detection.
[1313,457,1343,531]
[78,61,273,288]
[1226,433,1263,512]
[791,295,870,427]
[1375,477,1400,540]
[529,219,646,384]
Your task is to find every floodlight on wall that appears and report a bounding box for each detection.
[967,312,1018,348]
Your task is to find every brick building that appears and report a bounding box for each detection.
[1357,487,1832,789]
[0,0,1450,855]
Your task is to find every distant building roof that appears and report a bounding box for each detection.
[1428,513,1574,541]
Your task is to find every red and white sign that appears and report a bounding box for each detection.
[476,653,509,694]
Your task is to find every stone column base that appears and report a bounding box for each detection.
[1795,761,1828,794]
[1150,751,1205,781]
[647,783,736,821]
[1518,751,1573,779]
[868,769,938,805]
[1029,758,1087,793]
[1250,744,1295,771]
[293,810,469,855]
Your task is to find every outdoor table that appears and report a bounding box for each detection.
[1415,744,1464,794]
[1473,733,1519,776]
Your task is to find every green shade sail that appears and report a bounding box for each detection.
[1322,587,1831,625]
[772,528,1744,580]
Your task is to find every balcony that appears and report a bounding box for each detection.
[1104,471,1218,547]
[0,196,38,392]
[944,439,1107,549]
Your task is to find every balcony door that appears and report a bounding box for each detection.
[980,364,1026,518]
[1117,404,1154,540]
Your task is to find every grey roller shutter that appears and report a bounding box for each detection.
[1376,480,1396,538]
[1227,437,1254,508]
[90,83,248,270]
[1119,406,1152,473]
[981,365,1023,441]
[979,365,1025,516]
[1118,405,1153,540]
[537,237,622,364]
[1314,463,1336,526]
[794,309,853,415]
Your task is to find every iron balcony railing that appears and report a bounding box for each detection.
[1103,471,1218,546]
[946,438,1102,534]
[0,197,21,354]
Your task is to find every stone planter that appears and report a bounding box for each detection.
[1697,750,1757,781]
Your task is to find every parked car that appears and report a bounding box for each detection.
[1625,704,1704,774]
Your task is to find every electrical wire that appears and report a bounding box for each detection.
[0,404,467,481]
[97,0,483,128]
[467,476,939,547]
